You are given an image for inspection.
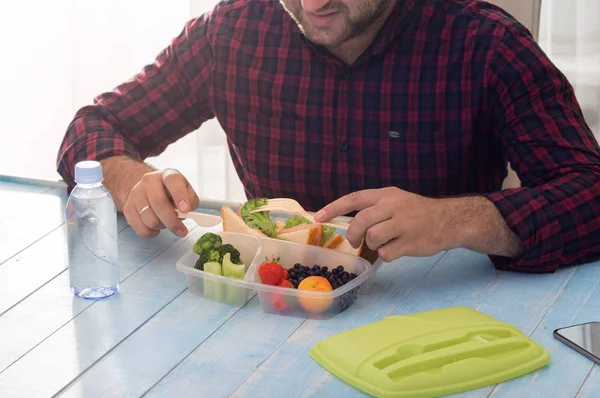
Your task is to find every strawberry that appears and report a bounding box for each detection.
[258,257,284,285]
[282,269,289,280]
[272,291,296,310]
[273,294,288,309]
[277,279,293,288]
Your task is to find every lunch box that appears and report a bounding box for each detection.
[176,231,375,320]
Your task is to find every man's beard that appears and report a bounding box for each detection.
[279,0,393,46]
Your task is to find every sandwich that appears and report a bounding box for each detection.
[220,198,377,263]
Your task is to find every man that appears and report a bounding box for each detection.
[57,0,600,273]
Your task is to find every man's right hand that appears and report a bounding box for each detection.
[99,156,199,238]
[123,168,200,238]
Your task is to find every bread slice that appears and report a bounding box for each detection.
[221,205,265,237]
[221,205,377,263]
[322,234,345,250]
[278,224,322,246]
[333,238,362,256]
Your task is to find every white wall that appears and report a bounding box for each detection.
[0,0,247,202]
[538,0,600,134]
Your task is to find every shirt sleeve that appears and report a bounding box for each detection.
[56,12,216,188]
[483,24,600,272]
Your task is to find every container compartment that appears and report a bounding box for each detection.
[176,232,261,307]
[248,237,373,320]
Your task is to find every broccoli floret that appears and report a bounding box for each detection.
[240,198,278,238]
[208,250,221,262]
[240,198,269,214]
[194,252,210,270]
[218,244,242,264]
[284,215,311,229]
[193,233,223,270]
[194,249,221,271]
[193,233,222,255]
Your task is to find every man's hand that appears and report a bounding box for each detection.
[122,169,200,238]
[100,156,199,239]
[314,187,525,263]
[314,187,448,262]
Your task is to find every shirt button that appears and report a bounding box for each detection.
[339,70,352,80]
[338,141,349,152]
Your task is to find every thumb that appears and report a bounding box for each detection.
[161,169,191,212]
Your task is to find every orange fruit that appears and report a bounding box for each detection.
[297,276,334,313]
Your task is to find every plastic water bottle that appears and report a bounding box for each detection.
[66,160,120,299]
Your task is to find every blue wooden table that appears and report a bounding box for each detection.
[1,177,599,398]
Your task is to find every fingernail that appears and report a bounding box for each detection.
[175,228,187,238]
[178,200,188,212]
[315,210,325,221]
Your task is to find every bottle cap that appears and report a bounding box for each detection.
[74,161,103,184]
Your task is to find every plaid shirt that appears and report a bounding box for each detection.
[57,0,600,272]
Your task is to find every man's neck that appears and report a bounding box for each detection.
[325,2,398,65]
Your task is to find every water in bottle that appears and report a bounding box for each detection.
[66,160,120,299]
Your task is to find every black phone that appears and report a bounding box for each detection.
[553,321,600,364]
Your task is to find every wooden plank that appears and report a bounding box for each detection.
[0,185,66,264]
[488,260,600,398]
[577,366,599,398]
[0,225,183,372]
[0,213,138,316]
[0,198,217,316]
[389,249,500,315]
[0,227,69,314]
[0,226,205,398]
[0,175,66,190]
[57,296,297,398]
[229,249,498,398]
[453,266,580,397]
[0,180,48,193]
[55,291,244,398]
[138,297,302,398]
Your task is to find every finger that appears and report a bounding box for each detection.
[186,184,200,212]
[377,238,407,263]
[139,206,166,231]
[315,190,380,222]
[364,220,399,251]
[346,206,393,248]
[143,174,188,238]
[162,169,193,212]
[123,199,160,239]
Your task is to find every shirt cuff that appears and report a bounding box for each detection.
[483,188,563,272]
[57,131,142,190]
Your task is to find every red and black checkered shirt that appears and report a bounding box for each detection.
[57,0,600,272]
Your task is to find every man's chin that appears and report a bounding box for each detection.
[301,28,345,47]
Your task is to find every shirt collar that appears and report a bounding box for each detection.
[368,0,422,57]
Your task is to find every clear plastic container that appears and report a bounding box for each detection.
[177,232,261,307]
[361,258,384,293]
[249,237,374,320]
[177,231,374,319]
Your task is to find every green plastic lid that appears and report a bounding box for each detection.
[310,307,549,398]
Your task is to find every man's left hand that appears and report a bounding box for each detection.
[314,187,452,262]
